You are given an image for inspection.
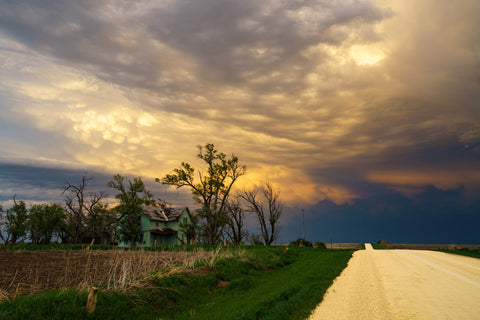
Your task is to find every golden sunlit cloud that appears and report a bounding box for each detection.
[349,44,386,66]
[367,168,480,196]
[236,164,359,206]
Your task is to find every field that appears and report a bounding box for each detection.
[0,246,354,320]
[325,243,363,249]
[0,248,215,297]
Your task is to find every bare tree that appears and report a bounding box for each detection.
[224,195,247,245]
[63,175,107,243]
[241,182,282,245]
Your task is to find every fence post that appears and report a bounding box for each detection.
[86,287,98,313]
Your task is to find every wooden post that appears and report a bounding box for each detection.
[86,287,98,313]
[86,238,95,250]
[154,239,157,247]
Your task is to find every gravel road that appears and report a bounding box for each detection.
[308,243,480,319]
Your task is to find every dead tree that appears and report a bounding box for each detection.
[63,176,107,243]
[224,195,247,245]
[241,182,282,245]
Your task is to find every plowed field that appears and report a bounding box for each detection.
[0,249,211,297]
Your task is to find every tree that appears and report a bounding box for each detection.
[29,204,65,245]
[159,143,246,245]
[178,213,199,245]
[241,182,282,245]
[63,176,108,243]
[84,203,118,245]
[0,196,29,245]
[107,174,155,246]
[224,195,247,245]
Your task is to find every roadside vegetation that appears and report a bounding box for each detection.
[0,246,354,320]
[439,248,480,259]
[371,243,387,249]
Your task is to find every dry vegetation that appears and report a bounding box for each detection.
[0,248,222,299]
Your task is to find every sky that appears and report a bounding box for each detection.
[1,0,479,244]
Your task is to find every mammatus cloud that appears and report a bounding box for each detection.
[0,0,479,210]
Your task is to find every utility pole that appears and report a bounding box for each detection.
[302,208,305,241]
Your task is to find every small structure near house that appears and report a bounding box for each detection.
[140,206,192,246]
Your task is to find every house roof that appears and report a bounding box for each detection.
[149,226,178,235]
[142,206,188,222]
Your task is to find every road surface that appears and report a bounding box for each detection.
[309,243,480,319]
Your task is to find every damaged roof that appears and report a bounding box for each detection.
[142,206,188,222]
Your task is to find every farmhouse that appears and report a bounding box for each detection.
[140,206,192,246]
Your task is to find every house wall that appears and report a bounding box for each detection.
[140,208,192,246]
[175,209,192,244]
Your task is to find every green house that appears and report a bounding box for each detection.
[140,206,192,246]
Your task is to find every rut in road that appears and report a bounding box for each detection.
[308,243,480,320]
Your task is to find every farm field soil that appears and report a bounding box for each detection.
[308,243,480,320]
[0,249,211,297]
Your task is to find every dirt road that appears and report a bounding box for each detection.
[309,243,480,320]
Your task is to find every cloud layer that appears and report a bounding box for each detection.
[1,0,480,242]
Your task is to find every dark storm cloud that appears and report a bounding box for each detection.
[281,187,480,244]
[143,0,388,87]
[0,161,195,209]
[0,162,111,203]
[1,0,480,243]
[0,0,390,95]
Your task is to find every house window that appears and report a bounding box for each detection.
[156,221,158,227]
[183,217,187,224]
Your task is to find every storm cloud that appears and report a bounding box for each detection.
[1,0,479,243]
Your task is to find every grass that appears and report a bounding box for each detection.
[0,246,354,320]
[438,248,480,259]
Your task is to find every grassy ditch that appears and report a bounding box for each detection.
[0,247,353,320]
[438,248,480,259]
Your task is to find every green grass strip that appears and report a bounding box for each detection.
[0,247,353,320]
[438,248,480,259]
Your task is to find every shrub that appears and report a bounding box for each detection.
[314,241,326,249]
[289,238,313,247]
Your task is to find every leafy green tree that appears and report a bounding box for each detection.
[107,174,155,246]
[29,204,65,244]
[0,197,29,245]
[159,143,246,245]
